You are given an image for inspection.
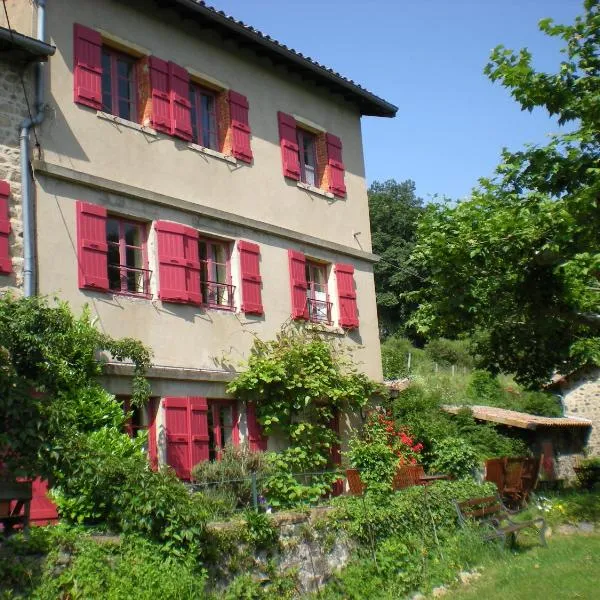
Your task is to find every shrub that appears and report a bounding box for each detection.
[575,458,600,490]
[452,408,529,459]
[36,534,207,600]
[519,390,562,417]
[191,443,273,510]
[466,370,505,405]
[381,335,427,378]
[347,438,397,492]
[51,428,208,559]
[429,437,480,479]
[347,411,424,493]
[424,338,474,369]
[333,479,497,545]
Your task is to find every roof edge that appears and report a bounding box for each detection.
[159,0,397,117]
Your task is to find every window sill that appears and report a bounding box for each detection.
[110,290,152,301]
[97,111,157,136]
[188,143,237,165]
[203,303,236,312]
[297,181,334,200]
[305,322,345,335]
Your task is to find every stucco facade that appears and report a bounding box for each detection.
[2,0,395,475]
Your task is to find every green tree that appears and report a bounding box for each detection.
[369,179,425,337]
[0,294,151,479]
[411,0,600,386]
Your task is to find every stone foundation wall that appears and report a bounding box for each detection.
[561,367,600,457]
[0,57,33,293]
[207,506,354,594]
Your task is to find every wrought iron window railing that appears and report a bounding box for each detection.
[108,264,152,297]
[307,297,332,325]
[202,280,235,309]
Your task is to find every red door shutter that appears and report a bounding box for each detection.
[147,398,159,470]
[73,24,103,110]
[0,180,11,274]
[149,56,171,134]
[247,401,268,451]
[164,397,192,480]
[238,241,263,315]
[228,90,253,163]
[277,112,300,180]
[155,221,191,304]
[335,263,359,328]
[288,249,308,319]
[325,133,346,197]
[189,397,210,467]
[76,201,109,291]
[169,62,193,141]
[30,479,58,525]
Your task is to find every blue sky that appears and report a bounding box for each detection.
[213,0,582,201]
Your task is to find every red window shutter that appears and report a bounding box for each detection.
[247,401,268,452]
[76,201,109,290]
[164,397,192,480]
[238,241,263,315]
[277,112,300,180]
[182,225,202,305]
[288,249,308,319]
[325,133,346,197]
[168,62,193,141]
[73,24,102,110]
[189,397,210,467]
[0,180,11,274]
[149,56,171,134]
[335,263,359,328]
[155,221,201,304]
[228,90,253,163]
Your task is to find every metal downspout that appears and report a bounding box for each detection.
[19,0,47,297]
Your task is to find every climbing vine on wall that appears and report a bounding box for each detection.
[227,325,381,507]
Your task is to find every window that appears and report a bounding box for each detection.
[106,217,150,296]
[305,260,332,324]
[101,47,137,121]
[189,83,218,150]
[297,128,317,186]
[199,239,234,309]
[207,401,238,461]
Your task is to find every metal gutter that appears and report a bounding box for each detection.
[19,0,48,297]
[0,25,55,59]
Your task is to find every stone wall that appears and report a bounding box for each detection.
[0,57,33,292]
[561,367,600,457]
[207,507,354,594]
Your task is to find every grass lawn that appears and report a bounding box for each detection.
[446,533,600,600]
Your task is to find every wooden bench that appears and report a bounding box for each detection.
[453,494,547,547]
[0,481,32,536]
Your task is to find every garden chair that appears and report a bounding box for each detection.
[520,456,542,504]
[484,457,506,494]
[345,468,365,496]
[392,464,424,490]
[503,457,526,508]
[454,494,547,548]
